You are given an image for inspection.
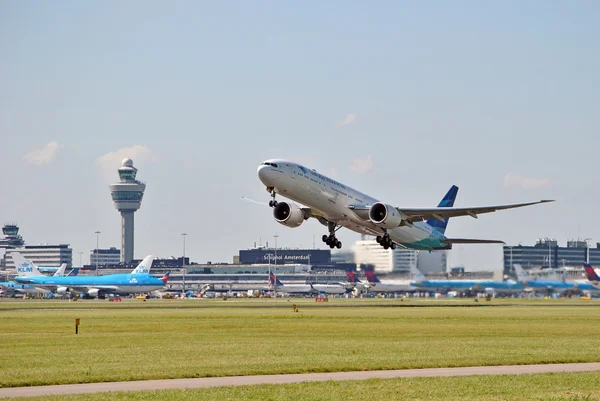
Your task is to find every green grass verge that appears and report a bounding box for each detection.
[13,372,600,401]
[1,303,600,388]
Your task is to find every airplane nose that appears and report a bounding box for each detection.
[257,165,269,183]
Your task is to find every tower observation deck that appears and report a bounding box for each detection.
[109,158,146,263]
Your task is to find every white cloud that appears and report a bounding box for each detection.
[96,145,159,179]
[503,172,551,190]
[23,141,63,166]
[336,113,357,127]
[350,155,373,173]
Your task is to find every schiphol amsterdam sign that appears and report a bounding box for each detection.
[262,254,310,262]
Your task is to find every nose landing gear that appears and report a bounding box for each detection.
[267,187,278,207]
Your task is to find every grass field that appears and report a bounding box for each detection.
[1,299,600,388]
[13,373,600,401]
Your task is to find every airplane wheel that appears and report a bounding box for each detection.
[390,243,396,250]
[336,241,342,249]
[322,235,328,243]
[376,236,382,243]
[383,244,389,250]
[273,201,278,207]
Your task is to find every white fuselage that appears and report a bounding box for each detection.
[312,284,347,294]
[274,284,313,294]
[366,281,416,293]
[258,160,438,248]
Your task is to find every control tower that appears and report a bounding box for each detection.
[109,158,146,263]
[0,223,25,249]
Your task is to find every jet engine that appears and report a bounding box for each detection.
[87,289,102,298]
[273,201,306,228]
[56,287,70,294]
[369,202,403,229]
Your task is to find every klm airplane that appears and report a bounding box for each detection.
[14,255,169,297]
[255,160,553,250]
[514,264,598,294]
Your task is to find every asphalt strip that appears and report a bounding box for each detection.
[2,363,600,398]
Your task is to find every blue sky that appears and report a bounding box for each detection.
[1,1,598,271]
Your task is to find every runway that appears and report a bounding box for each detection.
[1,363,599,398]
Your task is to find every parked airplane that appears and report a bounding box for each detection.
[268,273,313,294]
[513,264,598,294]
[345,271,369,291]
[15,256,168,297]
[255,160,552,250]
[0,252,54,296]
[411,266,523,294]
[364,270,416,293]
[583,264,600,289]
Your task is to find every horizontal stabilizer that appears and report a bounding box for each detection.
[444,239,506,245]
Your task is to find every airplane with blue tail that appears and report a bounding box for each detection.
[254,160,552,251]
[408,266,524,294]
[514,264,598,294]
[14,255,169,298]
[0,253,72,296]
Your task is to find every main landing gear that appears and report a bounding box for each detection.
[322,222,342,249]
[267,187,278,207]
[376,233,396,250]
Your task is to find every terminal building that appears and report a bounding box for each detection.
[353,239,447,274]
[5,244,73,269]
[90,247,121,266]
[503,238,600,276]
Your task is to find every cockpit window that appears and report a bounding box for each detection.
[262,162,278,167]
[271,163,278,167]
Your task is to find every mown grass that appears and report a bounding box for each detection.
[1,302,600,388]
[13,372,600,401]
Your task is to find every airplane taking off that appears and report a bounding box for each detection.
[15,255,168,298]
[255,160,553,250]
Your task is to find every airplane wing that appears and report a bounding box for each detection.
[443,239,505,244]
[396,200,554,223]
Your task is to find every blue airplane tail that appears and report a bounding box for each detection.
[67,268,80,277]
[427,185,459,234]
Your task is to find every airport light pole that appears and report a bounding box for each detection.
[585,238,592,264]
[273,235,279,297]
[95,231,101,276]
[182,233,187,296]
[78,252,83,268]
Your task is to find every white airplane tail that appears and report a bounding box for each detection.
[513,264,528,282]
[53,263,67,277]
[11,252,43,277]
[410,266,425,281]
[131,255,155,274]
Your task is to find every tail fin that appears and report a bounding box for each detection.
[67,268,80,277]
[410,266,425,281]
[53,263,67,277]
[12,252,43,277]
[514,264,528,282]
[131,255,154,274]
[584,264,600,282]
[364,270,380,283]
[346,271,358,283]
[269,273,283,286]
[160,272,170,284]
[427,185,459,234]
